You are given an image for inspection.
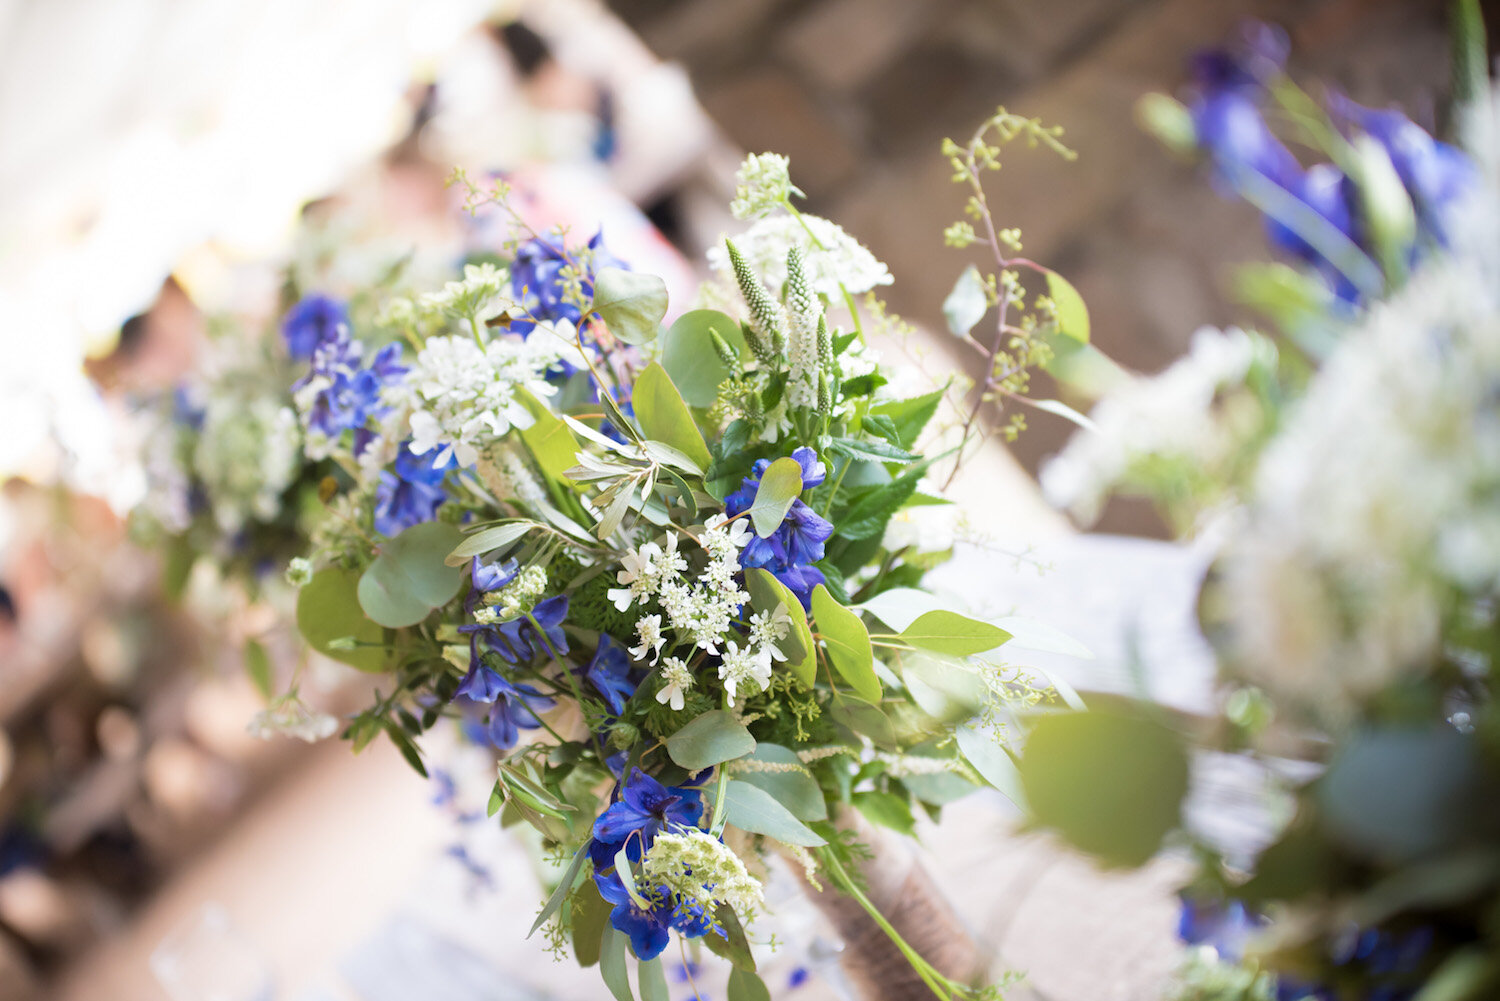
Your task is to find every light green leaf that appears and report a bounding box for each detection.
[901,651,986,723]
[727,968,771,1001]
[357,521,466,628]
[828,697,897,747]
[943,264,988,337]
[852,790,917,837]
[748,456,803,538]
[956,723,1026,809]
[665,710,756,771]
[296,568,387,672]
[615,845,649,908]
[592,267,667,346]
[722,780,826,846]
[445,521,534,567]
[1135,92,1197,155]
[744,568,815,685]
[638,957,669,1001]
[662,309,748,407]
[1044,269,1090,344]
[899,610,1010,657]
[516,391,581,485]
[734,743,826,822]
[528,841,590,938]
[811,584,880,702]
[244,639,273,701]
[633,362,711,471]
[600,925,634,1001]
[1027,398,1097,432]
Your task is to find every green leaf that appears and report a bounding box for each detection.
[827,436,917,464]
[901,651,986,723]
[600,925,634,1001]
[296,568,388,672]
[592,267,667,346]
[1349,135,1417,282]
[661,309,748,407]
[244,639,273,700]
[572,879,611,968]
[735,743,827,822]
[943,264,988,337]
[1135,92,1197,155]
[1044,269,1089,343]
[487,782,504,818]
[516,390,581,485]
[357,521,466,628]
[870,388,945,450]
[1452,0,1489,113]
[955,723,1025,808]
[704,904,756,971]
[665,710,756,771]
[899,610,1010,657]
[383,720,428,778]
[615,845,649,908]
[748,456,804,538]
[1019,710,1189,867]
[852,790,916,836]
[836,464,926,541]
[810,584,879,702]
[633,362,712,471]
[1412,948,1497,1001]
[828,697,896,747]
[722,780,826,846]
[727,968,771,1001]
[528,841,590,938]
[445,521,535,567]
[857,587,947,632]
[637,957,669,1001]
[743,568,815,686]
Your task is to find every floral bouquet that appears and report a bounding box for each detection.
[134,111,1090,999]
[1028,14,1500,1001]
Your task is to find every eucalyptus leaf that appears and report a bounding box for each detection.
[445,521,534,566]
[358,521,466,628]
[744,568,815,685]
[727,968,771,1001]
[634,362,712,471]
[528,841,590,937]
[811,584,880,702]
[572,879,611,968]
[704,904,756,971]
[828,697,896,747]
[661,310,748,407]
[852,790,917,836]
[615,846,649,908]
[592,267,668,345]
[899,610,1010,656]
[665,710,756,771]
[600,925,634,1001]
[638,957,669,1001]
[943,264,988,337]
[901,651,986,722]
[749,456,804,538]
[735,743,826,822]
[722,780,826,846]
[297,568,388,672]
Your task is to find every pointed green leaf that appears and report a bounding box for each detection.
[662,309,748,407]
[445,521,535,566]
[943,264,988,337]
[572,879,611,968]
[1044,269,1090,344]
[852,790,917,836]
[634,362,711,471]
[811,584,879,702]
[296,568,388,672]
[744,568,815,685]
[956,723,1026,809]
[244,639,273,700]
[748,456,804,538]
[528,841,590,937]
[722,780,826,847]
[665,710,756,771]
[727,968,771,1001]
[358,521,466,628]
[592,267,667,346]
[899,610,1010,657]
[516,390,581,485]
[638,957,669,1001]
[870,388,945,450]
[600,925,634,1001]
[734,743,826,822]
[704,904,756,971]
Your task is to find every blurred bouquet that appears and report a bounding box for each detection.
[1027,15,1500,1001]
[131,108,1089,998]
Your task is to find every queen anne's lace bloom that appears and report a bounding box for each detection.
[707,214,893,298]
[640,828,764,923]
[718,640,774,707]
[655,656,693,711]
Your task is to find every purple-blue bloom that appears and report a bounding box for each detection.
[372,444,453,537]
[296,333,407,439]
[282,294,348,360]
[456,685,551,751]
[583,634,636,715]
[593,768,704,850]
[509,229,628,335]
[1177,896,1264,961]
[470,555,520,593]
[491,594,571,663]
[593,870,674,960]
[725,447,835,607]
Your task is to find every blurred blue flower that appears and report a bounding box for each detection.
[593,870,674,960]
[296,335,406,439]
[584,634,636,714]
[282,294,348,360]
[471,555,520,593]
[509,229,628,335]
[372,444,454,537]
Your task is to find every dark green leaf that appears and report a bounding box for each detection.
[592,268,667,346]
[735,744,827,822]
[572,878,611,968]
[665,710,756,771]
[727,968,771,1001]
[704,904,756,971]
[528,841,590,938]
[827,436,917,464]
[383,720,428,778]
[870,389,944,450]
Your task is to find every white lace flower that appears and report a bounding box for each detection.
[718,640,773,707]
[729,152,803,220]
[748,606,791,662]
[707,214,892,297]
[630,614,666,664]
[702,515,752,562]
[608,541,664,611]
[655,656,693,711]
[641,828,764,921]
[419,262,514,322]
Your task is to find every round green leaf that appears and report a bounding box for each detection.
[665,710,756,771]
[727,969,771,1001]
[357,521,465,628]
[633,362,712,471]
[296,567,388,672]
[661,309,748,407]
[735,743,827,822]
[592,267,667,346]
[748,457,804,538]
[1020,710,1188,867]
[811,584,879,702]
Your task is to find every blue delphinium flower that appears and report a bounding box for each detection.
[583,634,636,714]
[493,594,570,662]
[372,445,455,537]
[725,446,834,607]
[282,294,348,360]
[593,870,675,960]
[296,334,407,439]
[456,685,552,751]
[509,229,628,334]
[593,768,704,855]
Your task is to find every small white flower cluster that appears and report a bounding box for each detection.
[708,214,893,298]
[248,697,339,743]
[1040,326,1261,524]
[607,517,788,708]
[193,398,301,534]
[405,334,564,468]
[475,565,549,623]
[418,262,514,323]
[640,828,764,923]
[729,152,804,220]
